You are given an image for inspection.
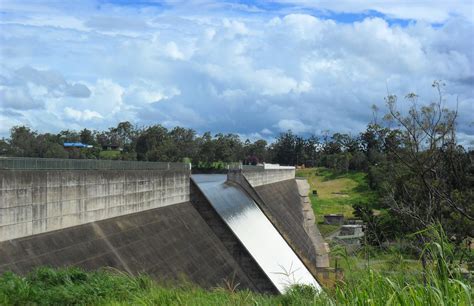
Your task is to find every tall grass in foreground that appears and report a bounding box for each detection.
[329,225,472,305]
[0,226,471,305]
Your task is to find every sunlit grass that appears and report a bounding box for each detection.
[297,168,378,236]
[99,150,121,160]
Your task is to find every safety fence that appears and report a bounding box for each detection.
[227,163,295,171]
[0,157,190,171]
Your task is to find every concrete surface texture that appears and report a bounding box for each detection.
[242,168,295,187]
[0,202,258,290]
[228,170,329,269]
[295,178,330,268]
[190,180,278,294]
[0,169,190,241]
[253,179,329,272]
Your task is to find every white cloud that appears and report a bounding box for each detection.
[87,79,124,116]
[276,119,311,133]
[64,107,103,121]
[0,85,43,110]
[124,82,181,105]
[273,0,474,23]
[165,41,186,60]
[223,18,250,36]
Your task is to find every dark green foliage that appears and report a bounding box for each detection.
[79,128,96,146]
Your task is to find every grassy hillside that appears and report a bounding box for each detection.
[296,168,377,236]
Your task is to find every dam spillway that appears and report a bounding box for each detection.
[192,174,321,293]
[0,158,327,294]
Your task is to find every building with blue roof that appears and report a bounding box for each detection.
[63,142,93,149]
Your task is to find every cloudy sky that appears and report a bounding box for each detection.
[0,0,473,144]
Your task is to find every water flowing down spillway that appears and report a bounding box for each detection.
[192,174,321,293]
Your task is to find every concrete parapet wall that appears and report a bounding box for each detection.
[0,169,190,241]
[241,169,295,187]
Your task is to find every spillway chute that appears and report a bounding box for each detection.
[192,174,321,293]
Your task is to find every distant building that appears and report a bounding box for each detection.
[63,142,93,149]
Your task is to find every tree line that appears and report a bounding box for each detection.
[0,120,385,171]
[0,120,410,173]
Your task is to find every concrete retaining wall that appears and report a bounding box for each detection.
[242,169,295,187]
[0,169,189,241]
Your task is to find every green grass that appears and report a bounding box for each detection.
[1,229,471,306]
[0,267,315,305]
[296,168,378,236]
[99,150,121,160]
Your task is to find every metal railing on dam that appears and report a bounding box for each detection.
[227,163,295,171]
[0,157,190,171]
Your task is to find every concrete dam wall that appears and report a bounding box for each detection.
[0,168,189,241]
[0,160,327,293]
[0,202,259,290]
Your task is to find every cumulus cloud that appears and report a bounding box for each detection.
[276,119,311,133]
[1,66,91,99]
[0,0,472,145]
[0,85,43,110]
[65,83,92,98]
[165,42,186,60]
[64,107,103,121]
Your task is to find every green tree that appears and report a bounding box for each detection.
[44,143,69,158]
[79,129,96,146]
[376,81,473,246]
[244,139,268,164]
[0,138,9,156]
[169,127,197,162]
[9,126,38,157]
[271,130,301,165]
[135,125,171,161]
[195,132,216,166]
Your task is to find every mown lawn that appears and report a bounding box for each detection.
[296,168,378,236]
[99,150,121,159]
